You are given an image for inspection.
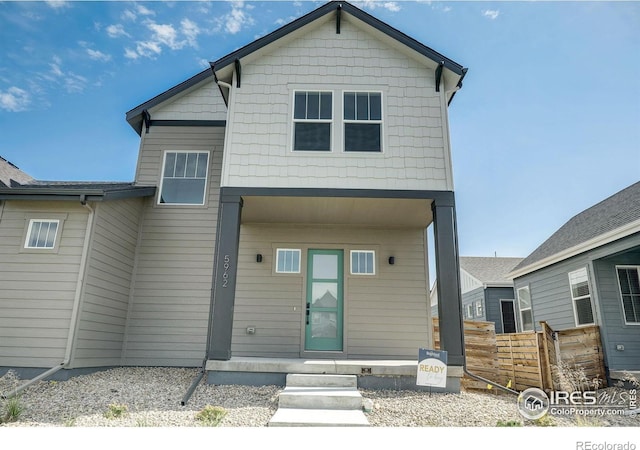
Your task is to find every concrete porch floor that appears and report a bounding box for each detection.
[205,357,463,392]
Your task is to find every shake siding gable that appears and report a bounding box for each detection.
[221,19,450,191]
[0,201,88,367]
[148,80,227,121]
[124,126,224,366]
[71,198,143,368]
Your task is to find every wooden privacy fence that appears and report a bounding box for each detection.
[432,318,607,392]
[432,318,500,391]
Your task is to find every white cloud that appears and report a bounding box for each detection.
[136,4,155,17]
[86,49,112,62]
[147,22,182,50]
[64,73,88,94]
[124,48,139,60]
[50,56,63,77]
[354,1,401,12]
[220,2,255,35]
[121,10,137,22]
[483,9,500,20]
[45,0,69,9]
[181,19,200,48]
[135,40,163,58]
[0,87,31,112]
[106,24,130,38]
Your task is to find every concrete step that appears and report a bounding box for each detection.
[286,373,357,388]
[278,386,363,410]
[268,408,370,427]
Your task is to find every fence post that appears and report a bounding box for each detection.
[539,321,554,391]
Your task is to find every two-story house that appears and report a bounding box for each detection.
[0,2,467,392]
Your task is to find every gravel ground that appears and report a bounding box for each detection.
[1,367,638,427]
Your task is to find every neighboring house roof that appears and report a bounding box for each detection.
[0,180,156,202]
[460,256,524,287]
[0,156,34,187]
[510,181,640,279]
[126,0,467,135]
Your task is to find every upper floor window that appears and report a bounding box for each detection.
[344,92,382,152]
[293,91,332,151]
[568,268,594,326]
[159,151,209,205]
[616,266,640,324]
[25,219,59,249]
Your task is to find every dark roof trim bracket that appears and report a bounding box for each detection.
[336,3,341,34]
[435,60,445,93]
[234,59,241,88]
[142,110,151,134]
[448,67,468,105]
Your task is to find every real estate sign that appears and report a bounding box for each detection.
[416,348,448,388]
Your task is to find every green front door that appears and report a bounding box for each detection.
[305,249,343,351]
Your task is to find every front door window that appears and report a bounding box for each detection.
[305,250,343,351]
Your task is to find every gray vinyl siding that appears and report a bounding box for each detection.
[513,256,591,332]
[124,125,224,366]
[485,287,516,334]
[514,233,640,371]
[0,201,88,367]
[592,236,640,371]
[71,199,143,368]
[232,224,429,359]
[461,287,484,321]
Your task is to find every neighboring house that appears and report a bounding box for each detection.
[0,156,34,187]
[509,181,640,381]
[431,256,523,334]
[0,2,468,391]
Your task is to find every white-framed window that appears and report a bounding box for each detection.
[616,266,640,324]
[293,91,332,151]
[343,91,382,152]
[466,303,474,319]
[159,151,209,205]
[276,249,301,274]
[568,268,595,326]
[350,250,375,275]
[517,286,534,331]
[24,219,59,249]
[475,300,484,317]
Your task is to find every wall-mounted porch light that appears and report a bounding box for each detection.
[256,254,263,263]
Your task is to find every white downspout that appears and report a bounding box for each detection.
[3,198,95,399]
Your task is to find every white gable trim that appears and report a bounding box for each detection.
[509,218,640,279]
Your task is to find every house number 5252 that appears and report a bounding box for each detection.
[222,255,231,288]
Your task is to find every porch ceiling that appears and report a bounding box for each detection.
[240,196,433,227]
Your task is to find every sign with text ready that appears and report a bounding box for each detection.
[416,348,448,388]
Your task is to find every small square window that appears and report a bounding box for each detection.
[351,250,375,275]
[25,220,59,249]
[276,249,301,273]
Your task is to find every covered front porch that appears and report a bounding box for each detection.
[205,187,465,391]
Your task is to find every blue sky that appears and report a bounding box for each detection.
[1,0,639,261]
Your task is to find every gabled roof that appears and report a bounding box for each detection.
[460,256,523,287]
[0,156,34,187]
[126,0,467,135]
[510,181,640,278]
[0,180,156,202]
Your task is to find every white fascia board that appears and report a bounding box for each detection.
[508,219,640,280]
